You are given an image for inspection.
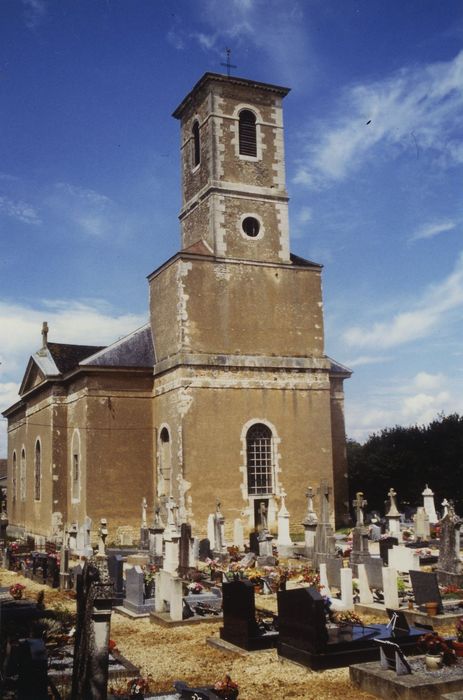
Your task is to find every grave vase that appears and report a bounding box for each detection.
[425,653,443,670]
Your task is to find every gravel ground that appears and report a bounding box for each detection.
[3,568,455,700]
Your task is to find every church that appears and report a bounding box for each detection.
[3,72,351,544]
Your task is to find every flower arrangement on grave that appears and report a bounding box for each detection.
[127,675,152,697]
[187,581,204,594]
[456,618,463,642]
[244,567,264,586]
[402,529,413,541]
[418,632,456,665]
[441,584,463,600]
[334,610,364,627]
[227,545,241,561]
[9,582,26,600]
[142,564,157,586]
[213,674,239,700]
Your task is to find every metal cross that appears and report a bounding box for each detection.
[221,47,237,77]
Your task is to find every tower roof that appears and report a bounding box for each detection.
[172,72,291,119]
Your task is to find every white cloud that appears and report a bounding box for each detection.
[46,182,115,238]
[346,371,461,443]
[298,206,312,224]
[294,51,463,187]
[345,355,392,368]
[343,252,463,350]
[410,220,457,242]
[0,195,41,225]
[22,0,47,30]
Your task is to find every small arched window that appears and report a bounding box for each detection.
[239,110,257,157]
[246,423,273,495]
[34,440,41,501]
[20,448,26,501]
[192,120,200,167]
[12,451,17,503]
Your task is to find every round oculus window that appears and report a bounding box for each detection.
[242,216,260,238]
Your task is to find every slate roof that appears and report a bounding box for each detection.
[328,356,352,377]
[290,252,322,269]
[81,323,155,367]
[47,343,105,374]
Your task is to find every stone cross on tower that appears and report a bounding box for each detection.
[353,491,367,527]
[41,321,49,348]
[386,488,400,517]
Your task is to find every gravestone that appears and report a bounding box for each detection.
[198,538,212,561]
[107,554,124,602]
[163,499,181,574]
[382,566,399,609]
[276,488,293,554]
[140,496,149,549]
[123,566,155,616]
[178,523,192,576]
[249,531,260,555]
[240,551,256,568]
[16,635,49,700]
[376,639,412,675]
[213,501,226,554]
[220,579,277,650]
[379,536,398,565]
[340,567,354,610]
[369,523,381,541]
[154,569,183,622]
[302,486,318,557]
[388,545,420,573]
[437,504,463,587]
[422,485,438,524]
[350,491,373,575]
[233,518,244,550]
[207,514,215,550]
[71,563,83,591]
[326,557,342,589]
[70,557,114,700]
[59,535,70,590]
[149,504,165,559]
[409,570,443,613]
[312,479,337,569]
[365,557,383,588]
[68,523,78,552]
[385,488,401,539]
[414,506,430,540]
[319,563,331,596]
[357,563,373,604]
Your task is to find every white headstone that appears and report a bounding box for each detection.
[163,540,179,575]
[340,567,354,610]
[382,566,399,609]
[357,563,374,604]
[233,519,245,549]
[319,562,331,597]
[207,514,215,550]
[388,545,420,573]
[414,506,430,539]
[422,485,438,524]
[170,578,183,621]
[276,489,293,546]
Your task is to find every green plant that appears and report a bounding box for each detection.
[397,578,406,594]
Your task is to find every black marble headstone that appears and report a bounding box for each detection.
[409,570,443,613]
[179,523,192,574]
[220,579,277,650]
[379,537,398,565]
[107,555,124,601]
[278,586,328,654]
[198,538,212,561]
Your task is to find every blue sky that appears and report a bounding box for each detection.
[1,0,463,455]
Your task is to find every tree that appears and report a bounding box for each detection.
[347,414,463,515]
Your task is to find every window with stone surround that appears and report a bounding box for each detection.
[239,109,257,157]
[246,423,273,495]
[192,120,200,168]
[20,447,26,501]
[34,439,41,501]
[12,450,17,503]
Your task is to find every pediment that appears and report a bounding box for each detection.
[19,357,46,396]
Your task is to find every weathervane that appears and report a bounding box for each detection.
[221,47,237,77]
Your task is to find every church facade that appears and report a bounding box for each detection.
[3,73,351,543]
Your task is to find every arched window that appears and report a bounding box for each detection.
[239,109,257,157]
[158,427,172,497]
[20,448,26,501]
[246,423,273,495]
[71,431,80,502]
[12,451,17,503]
[192,120,200,167]
[34,440,41,501]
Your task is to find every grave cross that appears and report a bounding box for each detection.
[220,47,237,77]
[386,487,400,517]
[141,497,147,527]
[318,479,332,523]
[352,491,367,527]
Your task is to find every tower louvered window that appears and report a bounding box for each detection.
[246,423,273,495]
[192,120,200,167]
[239,110,257,157]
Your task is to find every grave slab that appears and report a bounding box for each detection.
[350,657,463,700]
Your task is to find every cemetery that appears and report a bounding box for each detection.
[3,485,463,698]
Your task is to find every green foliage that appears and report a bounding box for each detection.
[347,413,463,513]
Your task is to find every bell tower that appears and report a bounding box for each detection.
[173,73,291,263]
